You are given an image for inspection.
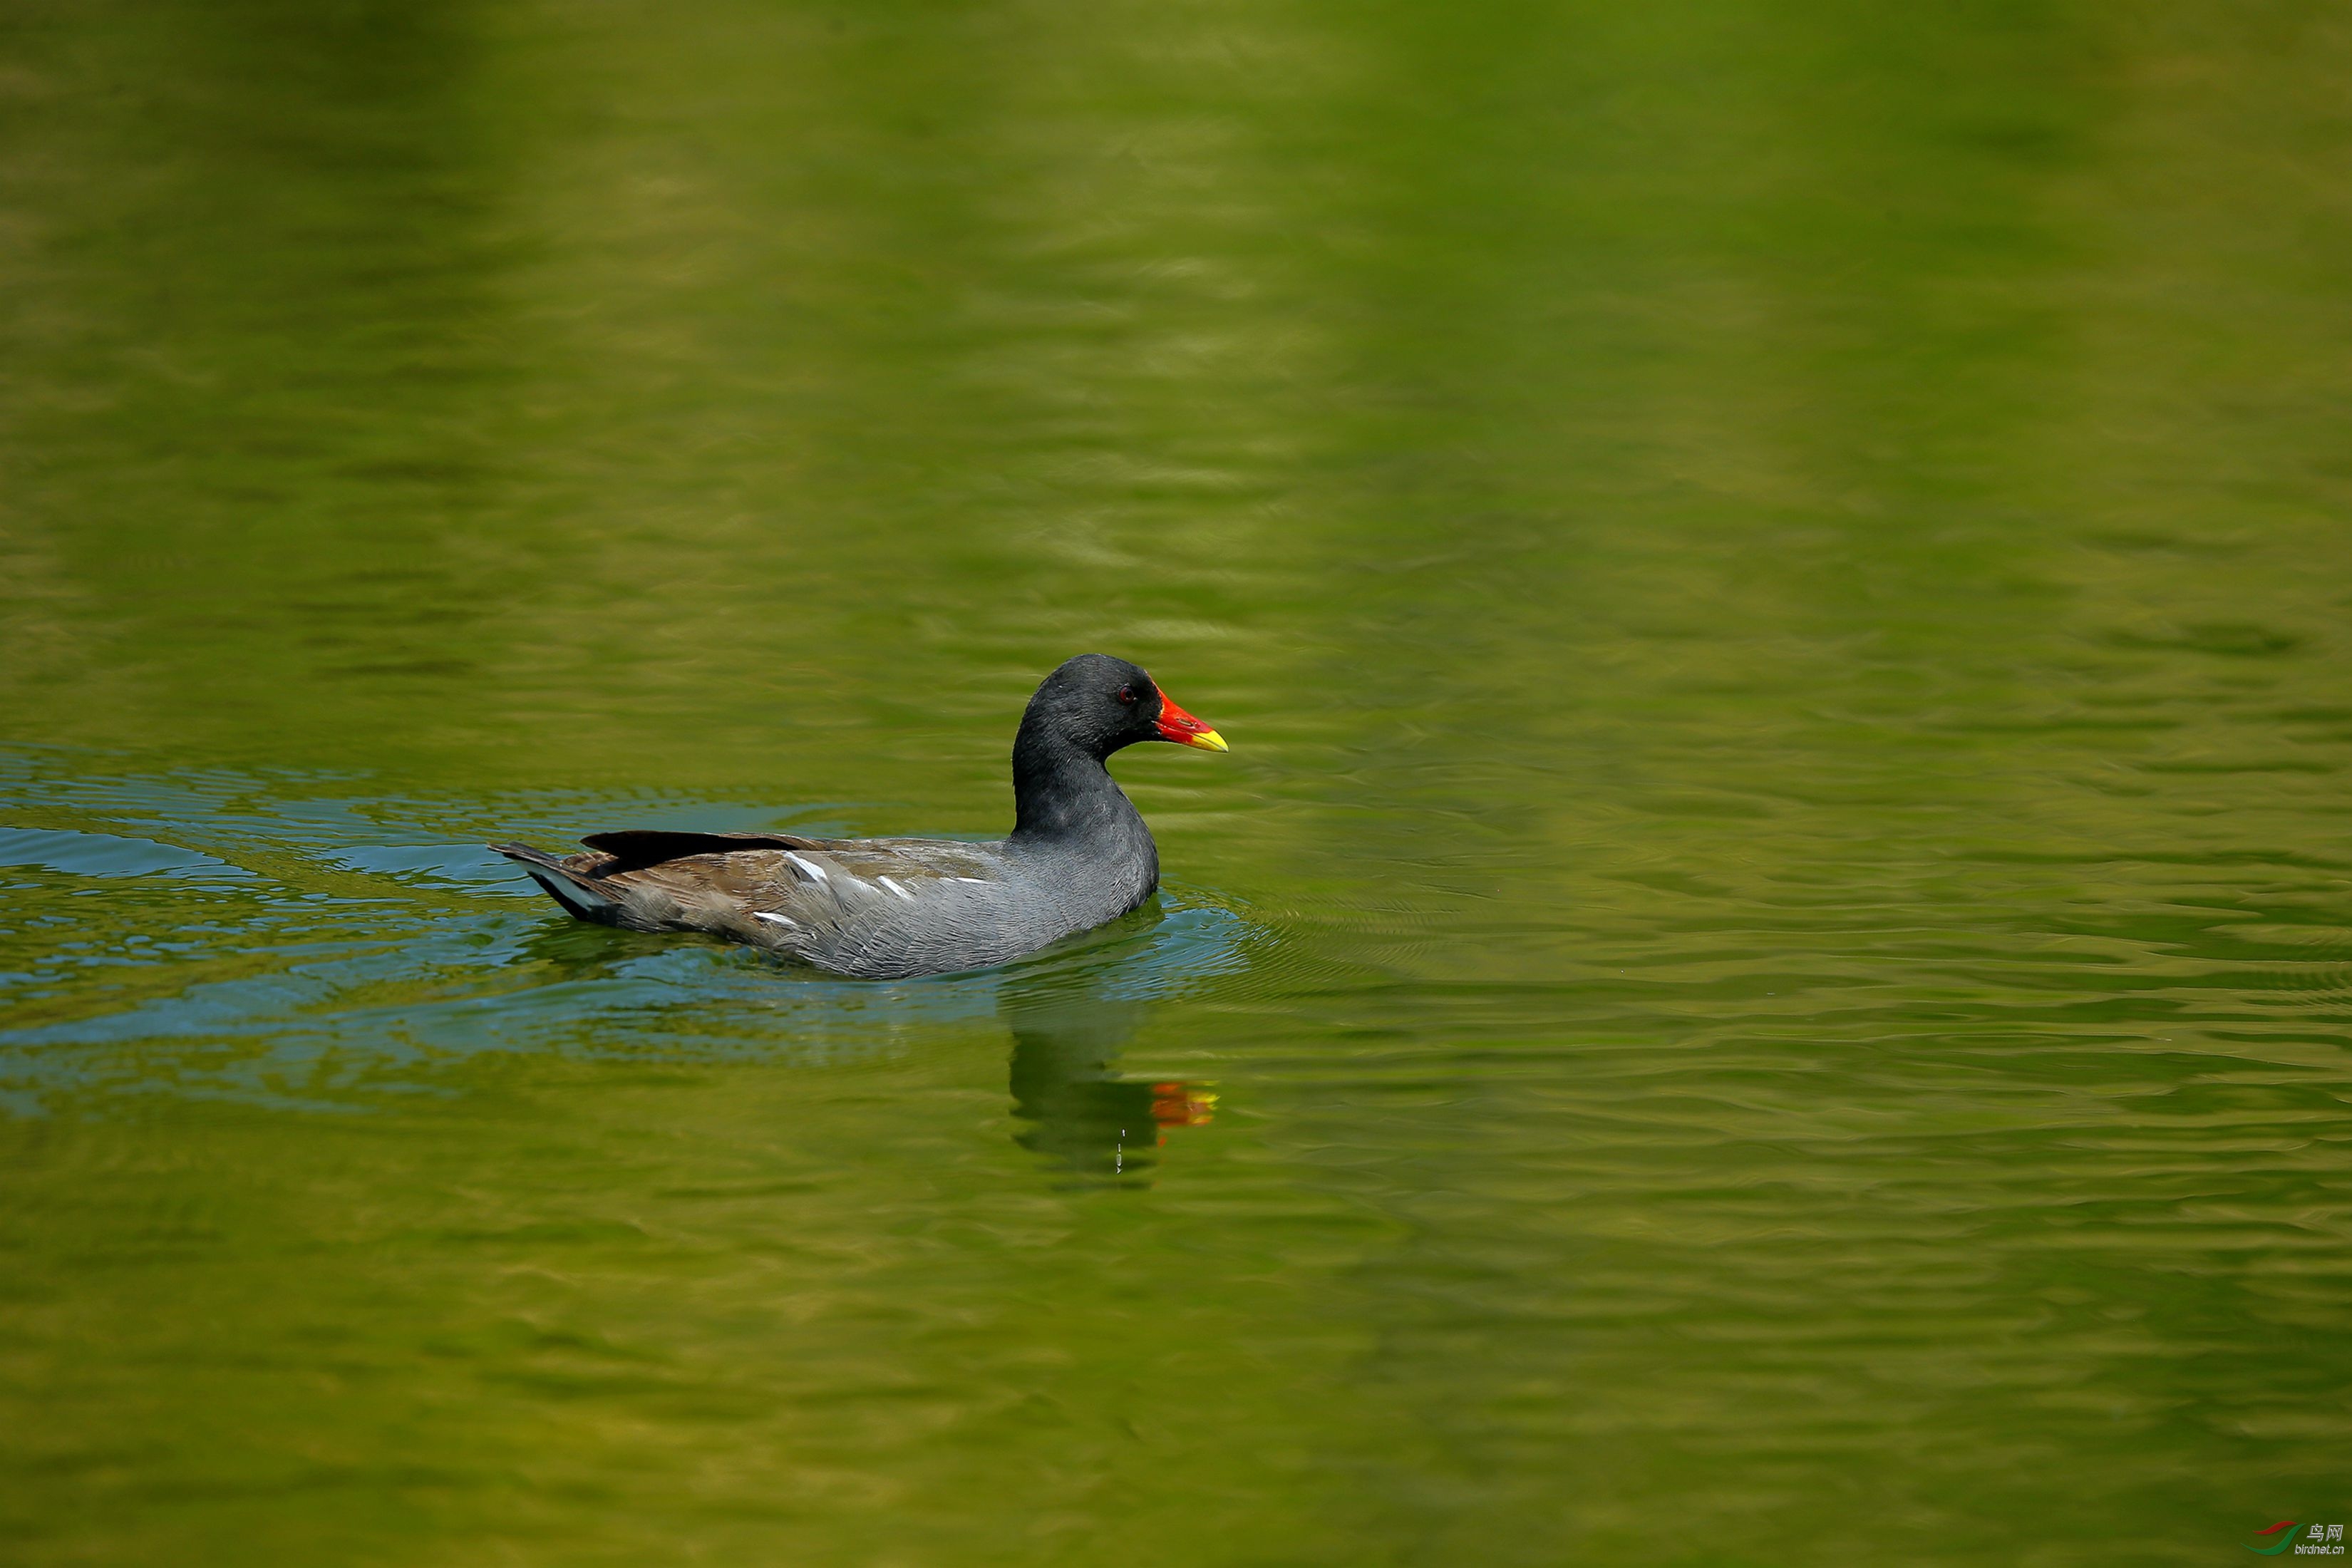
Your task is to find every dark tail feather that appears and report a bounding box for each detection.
[489,842,621,922]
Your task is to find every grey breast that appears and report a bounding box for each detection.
[772,835,1156,979]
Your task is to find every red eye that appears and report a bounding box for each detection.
[1116,686,1137,705]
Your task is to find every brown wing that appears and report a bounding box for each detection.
[550,832,1002,949]
[573,829,822,875]
[572,830,996,884]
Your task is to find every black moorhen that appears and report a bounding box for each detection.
[490,654,1228,979]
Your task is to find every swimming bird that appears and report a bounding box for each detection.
[489,654,1228,979]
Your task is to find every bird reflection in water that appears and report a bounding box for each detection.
[506,914,1214,1184]
[999,979,1213,1185]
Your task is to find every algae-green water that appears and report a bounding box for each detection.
[4,1,2350,1562]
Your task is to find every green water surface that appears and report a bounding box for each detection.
[4,0,2350,1562]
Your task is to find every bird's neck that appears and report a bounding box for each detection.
[1009,724,1145,849]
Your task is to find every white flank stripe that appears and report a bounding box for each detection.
[752,911,799,929]
[879,876,915,901]
[785,852,829,882]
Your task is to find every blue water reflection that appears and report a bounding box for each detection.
[0,751,1256,1133]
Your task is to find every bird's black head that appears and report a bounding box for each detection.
[1018,654,1227,761]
